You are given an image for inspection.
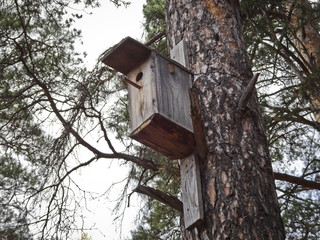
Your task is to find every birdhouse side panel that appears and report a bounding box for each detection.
[127,56,158,132]
[155,56,193,132]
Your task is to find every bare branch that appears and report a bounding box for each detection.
[115,153,158,171]
[274,172,320,190]
[145,31,166,46]
[134,185,183,213]
[16,43,159,170]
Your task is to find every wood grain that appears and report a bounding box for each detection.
[127,49,195,159]
[127,55,157,132]
[155,55,193,132]
[180,154,204,229]
[170,40,204,230]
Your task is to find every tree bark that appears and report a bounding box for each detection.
[286,0,320,123]
[165,1,285,239]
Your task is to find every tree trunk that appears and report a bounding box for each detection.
[165,1,285,239]
[286,0,320,123]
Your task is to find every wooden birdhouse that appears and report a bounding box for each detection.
[101,37,195,159]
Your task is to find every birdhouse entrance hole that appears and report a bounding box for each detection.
[136,72,143,82]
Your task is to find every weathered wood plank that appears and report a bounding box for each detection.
[155,55,193,131]
[127,55,157,132]
[170,40,204,229]
[170,39,189,69]
[102,37,151,75]
[180,154,204,229]
[189,88,207,162]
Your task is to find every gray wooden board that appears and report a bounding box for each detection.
[170,40,204,229]
[180,154,204,229]
[170,39,189,69]
[127,55,158,132]
[155,55,193,131]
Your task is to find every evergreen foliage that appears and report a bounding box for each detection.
[241,2,320,238]
[142,0,167,54]
[127,147,181,240]
[0,0,132,239]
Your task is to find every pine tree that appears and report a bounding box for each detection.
[129,0,320,239]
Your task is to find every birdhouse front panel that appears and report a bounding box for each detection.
[126,54,157,132]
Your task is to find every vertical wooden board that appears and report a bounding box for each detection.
[155,55,193,131]
[168,39,192,131]
[127,54,158,132]
[171,39,203,229]
[170,39,189,69]
[180,154,204,229]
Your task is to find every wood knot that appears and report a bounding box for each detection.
[167,64,175,74]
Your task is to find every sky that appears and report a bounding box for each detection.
[71,1,147,239]
[75,0,147,69]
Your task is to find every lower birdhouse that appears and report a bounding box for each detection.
[102,37,195,159]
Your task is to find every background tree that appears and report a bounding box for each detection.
[241,1,320,238]
[0,0,143,239]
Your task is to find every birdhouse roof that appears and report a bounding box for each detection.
[101,37,152,75]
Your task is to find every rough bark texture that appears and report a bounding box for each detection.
[165,0,285,239]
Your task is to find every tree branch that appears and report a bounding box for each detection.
[116,153,158,171]
[238,73,260,111]
[145,31,166,46]
[134,185,183,213]
[16,40,159,171]
[274,112,320,132]
[274,172,320,190]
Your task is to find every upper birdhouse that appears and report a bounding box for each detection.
[102,37,195,159]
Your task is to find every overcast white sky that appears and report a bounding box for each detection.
[76,0,146,69]
[71,1,147,239]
